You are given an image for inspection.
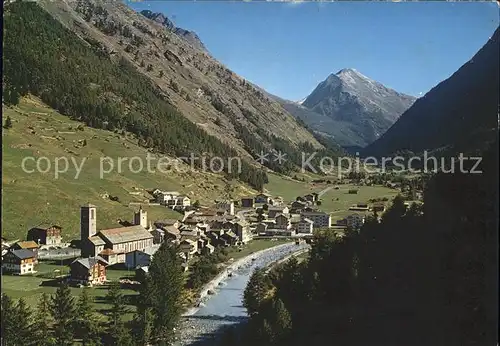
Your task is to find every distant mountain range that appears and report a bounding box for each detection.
[365,27,499,157]
[270,69,416,150]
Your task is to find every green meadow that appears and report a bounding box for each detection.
[2,97,257,241]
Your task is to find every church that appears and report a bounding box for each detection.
[80,204,154,263]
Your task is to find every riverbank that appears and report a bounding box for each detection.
[182,242,294,317]
[174,242,309,346]
[264,247,310,274]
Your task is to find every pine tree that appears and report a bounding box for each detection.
[33,293,56,346]
[148,243,185,344]
[50,283,76,346]
[243,269,271,316]
[106,282,132,344]
[76,288,102,346]
[381,194,407,223]
[1,294,18,346]
[110,324,134,346]
[3,115,13,129]
[133,274,154,345]
[270,298,292,341]
[260,318,274,344]
[3,88,20,106]
[132,307,153,346]
[15,298,36,345]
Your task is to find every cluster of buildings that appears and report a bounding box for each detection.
[73,196,256,284]
[243,190,390,235]
[1,196,250,284]
[1,186,392,284]
[348,202,386,213]
[338,200,388,229]
[234,192,329,237]
[73,200,255,285]
[240,192,283,208]
[2,223,65,275]
[152,189,191,209]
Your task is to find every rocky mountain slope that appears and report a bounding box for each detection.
[298,68,416,148]
[139,10,208,53]
[30,0,326,172]
[365,27,499,157]
[264,92,360,150]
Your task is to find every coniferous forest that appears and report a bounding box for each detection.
[233,138,498,346]
[2,1,270,190]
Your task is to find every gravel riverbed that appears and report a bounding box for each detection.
[172,242,309,346]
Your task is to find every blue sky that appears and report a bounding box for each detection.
[128,1,498,101]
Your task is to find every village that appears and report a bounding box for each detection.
[1,182,413,287]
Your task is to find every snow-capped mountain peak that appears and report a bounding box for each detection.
[300,68,417,147]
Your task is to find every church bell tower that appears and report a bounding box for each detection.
[80,203,97,242]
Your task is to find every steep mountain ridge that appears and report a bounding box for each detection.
[365,27,499,157]
[300,68,416,147]
[139,10,208,53]
[9,0,329,178]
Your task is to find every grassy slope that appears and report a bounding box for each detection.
[1,97,258,240]
[1,97,399,239]
[265,172,399,222]
[318,184,399,222]
[264,173,320,202]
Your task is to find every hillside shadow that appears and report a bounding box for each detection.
[185,314,247,323]
[39,278,65,287]
[180,322,248,346]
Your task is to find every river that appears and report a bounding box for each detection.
[173,242,309,346]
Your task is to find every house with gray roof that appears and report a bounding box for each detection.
[70,256,108,285]
[2,249,37,275]
[268,206,290,218]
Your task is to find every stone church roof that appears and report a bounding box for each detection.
[98,225,153,244]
